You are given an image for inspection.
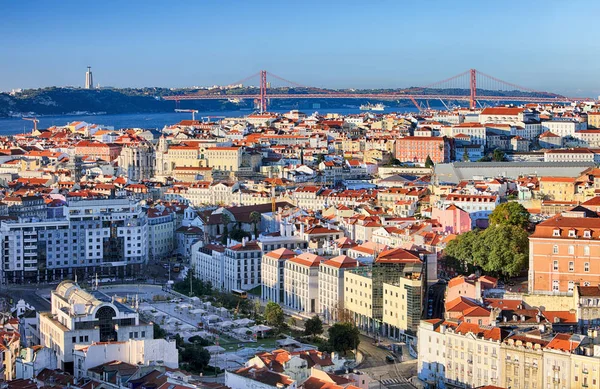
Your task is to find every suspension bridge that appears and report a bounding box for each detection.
[163,69,589,112]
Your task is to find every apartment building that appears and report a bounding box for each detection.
[147,208,175,260]
[395,136,450,164]
[344,248,424,337]
[478,107,525,124]
[528,206,600,294]
[0,198,148,284]
[192,242,225,290]
[542,119,587,138]
[223,239,262,292]
[587,112,600,129]
[262,248,296,304]
[418,320,508,389]
[382,275,423,336]
[284,253,324,314]
[451,123,486,146]
[206,146,242,172]
[4,195,46,220]
[39,281,152,372]
[544,149,598,164]
[419,318,600,389]
[442,194,499,228]
[318,255,358,322]
[539,176,577,202]
[74,141,121,161]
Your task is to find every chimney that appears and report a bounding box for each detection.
[242,237,246,247]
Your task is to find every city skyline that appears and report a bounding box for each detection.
[2,0,600,97]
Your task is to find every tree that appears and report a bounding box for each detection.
[249,211,261,238]
[288,317,297,328]
[180,344,211,372]
[489,202,530,229]
[443,225,529,279]
[492,149,506,162]
[174,333,184,348]
[304,315,324,337]
[462,147,470,162]
[153,323,167,339]
[477,225,529,278]
[424,155,434,168]
[390,158,402,166]
[220,212,231,245]
[442,230,480,275]
[264,301,284,330]
[328,322,360,354]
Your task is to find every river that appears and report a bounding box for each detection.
[0,107,420,134]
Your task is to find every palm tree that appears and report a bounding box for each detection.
[249,211,261,238]
[220,212,231,245]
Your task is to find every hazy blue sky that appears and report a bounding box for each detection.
[2,0,600,96]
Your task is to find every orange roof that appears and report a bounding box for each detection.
[321,255,358,269]
[375,247,421,263]
[264,248,296,260]
[481,107,523,115]
[545,333,580,352]
[287,253,324,267]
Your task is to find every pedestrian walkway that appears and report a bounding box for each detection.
[380,377,417,389]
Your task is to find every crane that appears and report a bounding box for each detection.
[174,109,199,121]
[22,117,39,133]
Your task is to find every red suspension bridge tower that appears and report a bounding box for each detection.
[469,68,477,110]
[259,70,267,114]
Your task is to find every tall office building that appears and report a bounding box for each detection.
[85,66,93,89]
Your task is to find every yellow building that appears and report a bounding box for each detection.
[206,146,242,172]
[539,177,577,202]
[363,148,391,165]
[382,275,423,334]
[344,268,373,330]
[501,333,545,389]
[341,138,363,153]
[588,112,600,129]
[570,350,600,389]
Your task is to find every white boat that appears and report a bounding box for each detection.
[360,103,385,111]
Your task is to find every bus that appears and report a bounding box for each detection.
[231,289,248,299]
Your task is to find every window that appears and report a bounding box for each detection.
[584,230,591,238]
[553,280,559,291]
[585,246,590,256]
[569,230,576,238]
[553,260,559,271]
[569,246,575,255]
[553,229,560,237]
[553,245,559,254]
[568,281,575,293]
[569,261,574,271]
[585,262,590,272]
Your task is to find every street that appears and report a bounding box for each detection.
[283,309,417,383]
[1,284,52,311]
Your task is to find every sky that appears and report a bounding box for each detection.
[2,0,600,97]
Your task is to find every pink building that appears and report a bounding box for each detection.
[446,275,498,303]
[431,204,471,234]
[445,296,493,326]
